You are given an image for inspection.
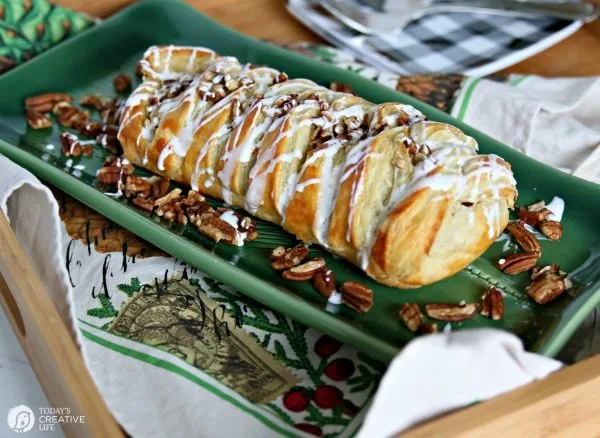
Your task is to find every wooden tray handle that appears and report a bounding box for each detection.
[0,211,123,438]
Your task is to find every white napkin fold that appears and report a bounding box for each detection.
[357,330,562,437]
[451,75,600,184]
[0,156,79,344]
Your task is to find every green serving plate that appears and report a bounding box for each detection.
[0,0,599,363]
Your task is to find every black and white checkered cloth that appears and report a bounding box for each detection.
[287,0,581,75]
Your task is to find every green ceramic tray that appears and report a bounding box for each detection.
[0,0,599,363]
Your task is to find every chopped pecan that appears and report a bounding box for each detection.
[518,207,547,227]
[78,121,102,138]
[418,323,438,334]
[193,215,237,245]
[282,258,326,281]
[60,132,82,157]
[113,74,132,93]
[425,303,478,322]
[497,252,539,275]
[480,287,504,320]
[313,269,336,298]
[526,273,568,305]
[52,100,72,116]
[154,188,182,207]
[97,166,123,185]
[132,196,155,212]
[146,176,170,198]
[330,82,354,94]
[506,221,541,253]
[340,281,373,313]
[79,94,106,110]
[270,245,309,270]
[539,220,562,241]
[124,176,151,198]
[399,303,422,332]
[527,200,546,211]
[275,72,288,84]
[26,109,52,129]
[531,264,560,281]
[58,106,89,128]
[25,92,72,113]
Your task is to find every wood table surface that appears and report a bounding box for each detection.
[56,0,600,77]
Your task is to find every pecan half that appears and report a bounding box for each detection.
[497,252,539,275]
[113,74,132,93]
[539,220,562,241]
[282,258,326,281]
[425,303,478,322]
[312,268,336,298]
[399,303,422,332]
[26,109,52,129]
[506,221,541,253]
[480,287,504,320]
[340,281,373,313]
[270,245,309,270]
[147,176,170,198]
[25,92,72,113]
[526,273,567,304]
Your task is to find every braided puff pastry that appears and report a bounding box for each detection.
[118,46,517,288]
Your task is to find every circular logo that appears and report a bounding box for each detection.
[7,405,35,434]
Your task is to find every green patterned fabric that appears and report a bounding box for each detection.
[0,0,93,73]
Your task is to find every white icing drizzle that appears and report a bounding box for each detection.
[219,210,247,246]
[546,196,565,222]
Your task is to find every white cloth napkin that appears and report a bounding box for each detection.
[0,156,79,344]
[357,330,562,437]
[451,75,600,184]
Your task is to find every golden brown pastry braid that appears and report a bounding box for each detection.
[118,45,518,288]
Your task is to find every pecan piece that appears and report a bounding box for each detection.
[193,215,237,245]
[330,81,354,94]
[399,303,422,332]
[282,258,326,281]
[531,264,560,281]
[340,281,373,313]
[25,92,72,113]
[497,252,539,275]
[539,220,563,241]
[154,189,182,207]
[97,166,123,185]
[270,245,309,270]
[425,303,478,322]
[79,94,105,110]
[124,176,151,198]
[58,106,89,128]
[60,132,81,157]
[506,221,541,253]
[132,196,156,212]
[26,109,52,129]
[418,323,438,334]
[79,121,102,138]
[113,74,132,93]
[518,208,545,227]
[526,273,567,305]
[480,287,504,320]
[313,269,336,298]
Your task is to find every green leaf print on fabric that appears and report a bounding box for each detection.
[117,277,142,297]
[87,293,118,319]
[0,0,93,72]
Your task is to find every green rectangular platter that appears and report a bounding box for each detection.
[0,0,599,363]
